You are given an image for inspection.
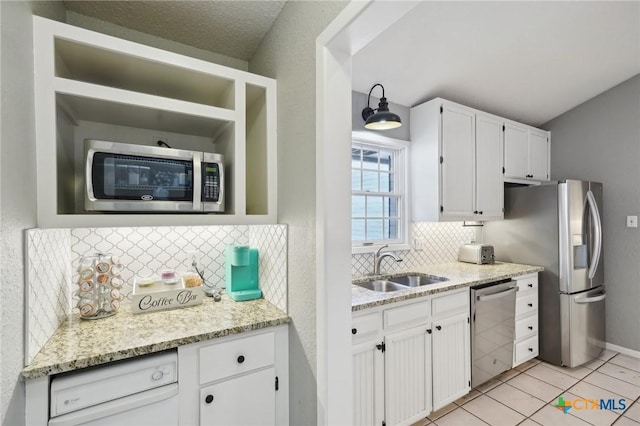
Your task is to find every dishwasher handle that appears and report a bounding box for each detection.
[476,285,518,302]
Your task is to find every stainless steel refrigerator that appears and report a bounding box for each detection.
[484,180,606,367]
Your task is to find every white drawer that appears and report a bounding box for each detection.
[432,290,468,318]
[514,334,539,365]
[199,332,275,385]
[515,315,538,340]
[516,275,538,293]
[515,292,537,317]
[352,312,382,342]
[383,300,430,329]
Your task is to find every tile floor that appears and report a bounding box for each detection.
[412,350,640,426]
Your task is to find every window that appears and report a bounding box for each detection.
[351,132,409,251]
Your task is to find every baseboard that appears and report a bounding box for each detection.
[606,342,640,359]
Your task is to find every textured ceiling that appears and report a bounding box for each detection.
[62,0,287,61]
[353,1,640,126]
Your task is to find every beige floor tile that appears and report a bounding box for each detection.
[507,373,563,402]
[531,405,592,426]
[410,416,431,426]
[454,389,481,406]
[569,380,629,414]
[559,391,621,426]
[499,368,522,382]
[584,358,606,370]
[518,419,542,426]
[476,378,502,393]
[615,416,640,425]
[524,363,580,389]
[515,358,541,372]
[541,362,593,379]
[583,371,640,400]
[463,395,525,426]
[434,407,489,426]
[624,402,640,422]
[487,382,546,417]
[599,362,640,386]
[427,403,457,421]
[599,349,619,361]
[609,354,640,373]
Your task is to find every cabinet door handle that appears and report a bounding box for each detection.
[352,328,357,335]
[205,395,214,404]
[473,211,478,214]
[426,329,432,334]
[436,325,442,331]
[237,355,245,364]
[479,211,483,215]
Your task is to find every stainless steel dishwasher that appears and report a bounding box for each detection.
[470,279,518,387]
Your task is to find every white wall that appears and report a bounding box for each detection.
[543,74,640,352]
[0,2,66,424]
[248,2,348,424]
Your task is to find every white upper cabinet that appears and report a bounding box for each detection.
[33,17,277,228]
[504,121,550,183]
[410,99,504,222]
[475,113,504,220]
[440,103,476,220]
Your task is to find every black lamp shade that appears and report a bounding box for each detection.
[361,91,402,130]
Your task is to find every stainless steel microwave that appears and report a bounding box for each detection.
[85,140,224,213]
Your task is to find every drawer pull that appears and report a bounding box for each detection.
[426,329,432,334]
[528,303,533,307]
[352,328,357,335]
[237,355,245,364]
[528,326,533,330]
[527,283,533,288]
[436,325,442,331]
[528,348,534,352]
[205,395,214,404]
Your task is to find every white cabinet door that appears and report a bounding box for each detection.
[353,339,385,426]
[475,114,504,220]
[440,104,475,220]
[528,129,549,181]
[432,312,470,410]
[385,326,431,425]
[503,123,528,179]
[200,368,276,426]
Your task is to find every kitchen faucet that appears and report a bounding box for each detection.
[373,244,403,275]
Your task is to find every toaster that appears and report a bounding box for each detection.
[458,243,495,264]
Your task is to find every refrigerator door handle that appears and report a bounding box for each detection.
[574,292,606,304]
[586,190,602,279]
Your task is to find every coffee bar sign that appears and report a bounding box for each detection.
[132,286,203,314]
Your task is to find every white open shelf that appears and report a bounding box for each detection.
[34,16,277,228]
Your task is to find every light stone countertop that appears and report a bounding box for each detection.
[352,261,543,311]
[23,294,289,380]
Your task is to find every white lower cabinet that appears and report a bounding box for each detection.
[179,325,288,426]
[513,274,539,366]
[432,312,471,410]
[352,289,470,426]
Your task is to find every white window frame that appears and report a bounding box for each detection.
[351,131,411,254]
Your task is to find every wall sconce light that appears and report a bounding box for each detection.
[361,83,402,130]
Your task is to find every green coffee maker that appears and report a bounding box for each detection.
[225,245,262,301]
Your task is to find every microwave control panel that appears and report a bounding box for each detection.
[202,163,221,202]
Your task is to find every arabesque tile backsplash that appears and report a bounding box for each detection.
[26,224,287,364]
[352,222,478,276]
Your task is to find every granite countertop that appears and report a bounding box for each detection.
[352,261,543,311]
[23,294,289,380]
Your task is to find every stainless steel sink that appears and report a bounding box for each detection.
[389,274,448,287]
[354,280,409,293]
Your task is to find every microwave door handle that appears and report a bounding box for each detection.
[586,190,602,279]
[193,153,202,211]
